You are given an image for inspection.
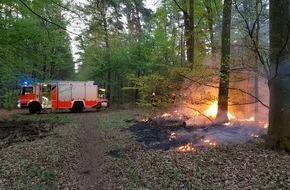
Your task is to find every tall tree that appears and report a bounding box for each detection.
[173,0,195,67]
[0,0,74,108]
[203,0,222,55]
[216,0,232,122]
[266,0,290,151]
[79,0,153,103]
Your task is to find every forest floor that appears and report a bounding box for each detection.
[0,108,290,190]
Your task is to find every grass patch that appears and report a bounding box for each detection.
[96,109,148,130]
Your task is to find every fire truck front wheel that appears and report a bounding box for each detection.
[72,102,84,113]
[96,102,101,111]
[29,102,42,114]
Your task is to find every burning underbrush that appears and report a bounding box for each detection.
[129,106,267,152]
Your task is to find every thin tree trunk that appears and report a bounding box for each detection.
[188,0,194,68]
[254,0,261,118]
[204,0,217,55]
[101,5,111,102]
[173,0,194,67]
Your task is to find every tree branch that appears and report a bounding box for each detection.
[18,0,81,37]
[179,74,269,109]
[50,0,83,19]
[233,0,268,75]
[173,0,187,14]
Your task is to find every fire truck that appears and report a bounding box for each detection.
[17,81,108,114]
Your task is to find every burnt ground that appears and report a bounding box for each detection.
[74,113,267,189]
[127,118,192,150]
[0,109,110,189]
[2,109,288,190]
[0,120,54,148]
[128,117,267,151]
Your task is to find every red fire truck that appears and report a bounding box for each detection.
[17,81,108,114]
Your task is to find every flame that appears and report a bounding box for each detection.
[176,143,195,152]
[259,122,268,128]
[203,139,217,146]
[161,113,171,118]
[204,100,236,120]
[169,132,177,141]
[238,117,255,122]
[140,118,149,122]
[251,134,259,138]
[224,122,231,126]
[247,117,255,121]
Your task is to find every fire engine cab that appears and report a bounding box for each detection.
[17,81,108,114]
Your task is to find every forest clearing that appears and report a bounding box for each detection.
[0,108,289,190]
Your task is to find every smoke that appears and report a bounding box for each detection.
[172,54,270,126]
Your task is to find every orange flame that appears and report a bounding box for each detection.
[176,143,195,152]
[169,132,177,141]
[204,139,217,146]
[161,113,171,118]
[238,117,255,122]
[204,100,236,120]
[258,122,268,128]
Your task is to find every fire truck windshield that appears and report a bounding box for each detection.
[21,86,33,95]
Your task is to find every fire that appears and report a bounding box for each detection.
[204,100,236,120]
[251,134,259,138]
[238,117,255,122]
[140,118,149,122]
[203,139,217,146]
[169,132,177,141]
[176,142,196,152]
[263,123,269,128]
[259,122,268,128]
[161,113,171,118]
[224,122,232,126]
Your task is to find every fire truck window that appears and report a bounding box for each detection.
[42,85,51,93]
[22,87,33,95]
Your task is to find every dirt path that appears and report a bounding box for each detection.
[76,112,107,190]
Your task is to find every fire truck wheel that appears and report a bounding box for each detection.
[96,102,101,111]
[72,102,84,113]
[29,102,41,114]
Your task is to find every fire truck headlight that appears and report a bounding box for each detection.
[17,101,21,108]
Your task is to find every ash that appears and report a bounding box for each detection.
[128,115,267,151]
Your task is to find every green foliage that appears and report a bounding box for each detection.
[76,0,226,106]
[0,0,74,108]
[0,89,19,109]
[125,66,186,108]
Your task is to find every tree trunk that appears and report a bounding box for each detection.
[266,0,290,151]
[173,0,194,67]
[188,0,194,68]
[204,0,217,55]
[254,0,261,118]
[101,5,111,102]
[216,0,232,122]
